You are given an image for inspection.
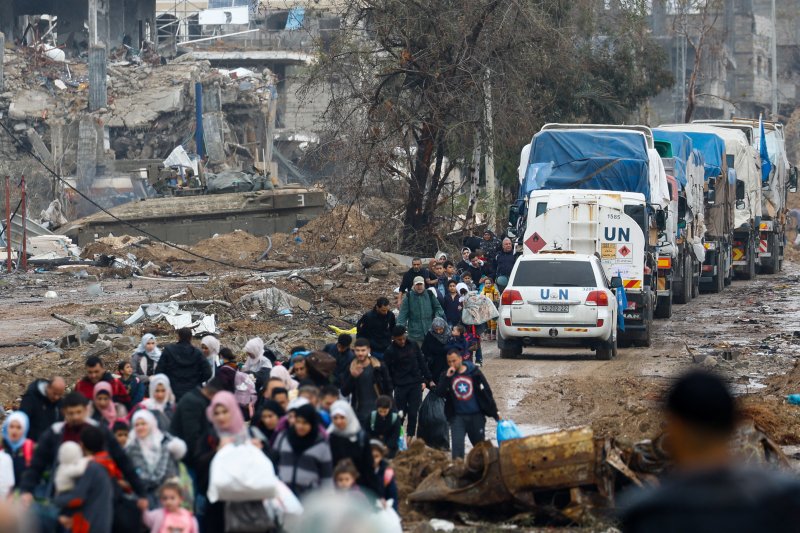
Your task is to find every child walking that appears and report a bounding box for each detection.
[142,480,199,533]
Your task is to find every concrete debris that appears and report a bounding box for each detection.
[124,301,218,335]
[239,287,312,313]
[39,200,69,230]
[28,236,81,261]
[413,519,455,533]
[84,339,112,358]
[44,291,58,299]
[8,90,56,121]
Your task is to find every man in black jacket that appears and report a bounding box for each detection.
[356,297,396,359]
[436,349,499,458]
[397,258,437,306]
[19,392,147,510]
[19,376,65,442]
[342,338,393,428]
[170,380,223,471]
[155,327,212,401]
[323,334,354,386]
[384,326,433,440]
[494,238,518,292]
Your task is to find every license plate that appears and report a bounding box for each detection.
[539,304,569,313]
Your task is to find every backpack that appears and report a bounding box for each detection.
[369,411,398,432]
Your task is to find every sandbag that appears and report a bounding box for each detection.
[417,393,449,450]
[461,292,499,325]
[208,441,278,503]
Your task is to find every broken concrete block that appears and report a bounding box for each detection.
[111,336,135,351]
[85,340,112,358]
[238,287,312,312]
[414,519,455,533]
[701,356,718,369]
[366,261,390,277]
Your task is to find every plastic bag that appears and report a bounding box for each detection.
[496,419,523,444]
[208,441,278,503]
[269,480,303,517]
[461,292,499,325]
[373,499,402,533]
[417,393,449,450]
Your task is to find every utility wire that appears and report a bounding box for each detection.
[0,119,276,274]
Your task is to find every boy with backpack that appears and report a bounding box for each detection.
[366,395,402,458]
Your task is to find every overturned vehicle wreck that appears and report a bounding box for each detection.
[409,423,787,524]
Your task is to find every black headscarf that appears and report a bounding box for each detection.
[253,400,285,441]
[288,404,320,454]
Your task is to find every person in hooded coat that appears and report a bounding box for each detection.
[422,317,451,382]
[125,410,186,508]
[327,400,380,497]
[130,374,177,431]
[200,336,221,378]
[155,328,211,402]
[274,403,333,497]
[2,412,34,489]
[243,337,273,391]
[131,334,162,383]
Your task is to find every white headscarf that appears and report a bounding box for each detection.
[142,374,174,412]
[135,333,162,363]
[270,365,298,391]
[128,410,164,469]
[242,337,272,373]
[201,336,221,370]
[328,399,362,440]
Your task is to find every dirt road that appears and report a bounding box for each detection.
[481,263,800,443]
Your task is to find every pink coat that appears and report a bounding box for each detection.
[143,508,198,533]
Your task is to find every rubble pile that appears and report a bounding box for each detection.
[0,46,276,181]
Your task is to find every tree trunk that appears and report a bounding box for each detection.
[463,129,482,239]
[402,124,435,250]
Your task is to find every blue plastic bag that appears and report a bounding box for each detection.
[496,419,523,444]
[787,394,800,405]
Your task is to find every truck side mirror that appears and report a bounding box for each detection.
[508,204,520,228]
[736,179,746,201]
[677,195,687,221]
[610,276,623,289]
[790,167,798,193]
[655,210,667,231]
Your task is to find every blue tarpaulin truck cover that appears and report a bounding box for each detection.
[523,130,650,199]
[660,130,726,181]
[653,129,693,188]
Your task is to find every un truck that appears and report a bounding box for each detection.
[716,118,798,273]
[657,126,735,292]
[509,125,671,346]
[653,130,707,303]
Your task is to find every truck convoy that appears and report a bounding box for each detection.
[505,119,795,358]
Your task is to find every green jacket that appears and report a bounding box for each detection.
[398,290,444,342]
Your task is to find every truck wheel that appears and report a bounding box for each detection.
[673,256,691,305]
[691,260,699,298]
[741,240,756,280]
[631,322,652,347]
[710,252,724,293]
[654,294,672,319]
[760,234,779,274]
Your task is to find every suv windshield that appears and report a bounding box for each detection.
[512,260,597,287]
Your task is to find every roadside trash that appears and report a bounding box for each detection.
[124,301,221,335]
[496,419,523,444]
[87,283,103,296]
[787,394,800,405]
[417,393,449,450]
[44,291,57,298]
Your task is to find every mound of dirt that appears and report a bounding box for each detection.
[191,230,269,264]
[393,439,453,518]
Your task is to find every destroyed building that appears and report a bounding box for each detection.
[646,0,800,123]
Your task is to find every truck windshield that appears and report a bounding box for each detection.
[512,260,597,287]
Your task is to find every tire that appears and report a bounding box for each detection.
[711,251,725,293]
[596,331,617,361]
[654,294,672,319]
[741,239,756,280]
[760,233,779,274]
[691,260,699,299]
[632,321,652,347]
[497,332,522,359]
[673,255,691,304]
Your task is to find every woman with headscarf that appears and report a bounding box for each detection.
[132,333,162,383]
[195,391,258,531]
[242,338,271,373]
[269,365,298,392]
[200,336,221,378]
[274,403,333,497]
[131,374,177,431]
[2,412,34,488]
[249,400,285,455]
[422,317,451,382]
[126,410,186,508]
[327,400,379,497]
[90,382,126,430]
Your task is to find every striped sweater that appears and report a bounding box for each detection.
[274,432,333,496]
